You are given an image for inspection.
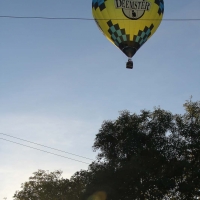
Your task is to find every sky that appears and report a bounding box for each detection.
[0,0,200,199]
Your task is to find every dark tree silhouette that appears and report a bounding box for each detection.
[84,100,200,200]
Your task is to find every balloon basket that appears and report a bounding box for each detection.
[126,59,133,69]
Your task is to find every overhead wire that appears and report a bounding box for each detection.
[0,15,200,21]
[0,137,91,165]
[0,133,94,161]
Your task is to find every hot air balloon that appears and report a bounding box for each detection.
[92,0,164,69]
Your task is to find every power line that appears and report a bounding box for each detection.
[0,16,93,20]
[0,15,200,21]
[0,137,91,165]
[0,133,94,161]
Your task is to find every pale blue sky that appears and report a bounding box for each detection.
[0,0,200,199]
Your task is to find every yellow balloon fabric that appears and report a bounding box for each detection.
[92,0,164,58]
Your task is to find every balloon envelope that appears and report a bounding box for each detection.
[92,0,164,58]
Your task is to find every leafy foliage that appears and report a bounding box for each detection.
[84,100,200,200]
[13,169,88,200]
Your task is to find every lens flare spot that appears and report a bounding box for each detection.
[87,191,107,200]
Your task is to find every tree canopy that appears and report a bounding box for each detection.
[14,100,200,200]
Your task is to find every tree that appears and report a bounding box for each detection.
[83,100,200,200]
[13,169,90,200]
[13,170,71,200]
